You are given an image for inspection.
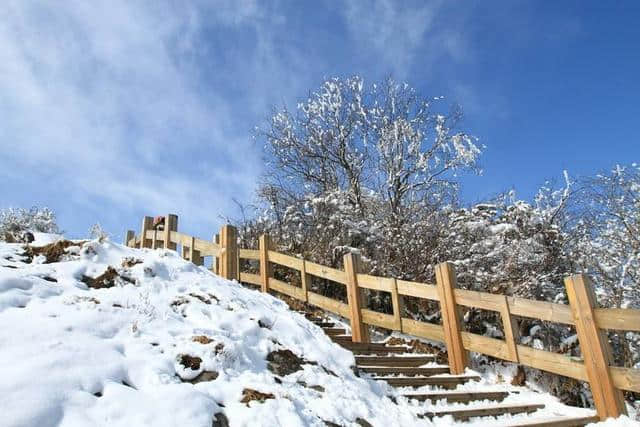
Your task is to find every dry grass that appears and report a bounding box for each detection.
[24,240,84,264]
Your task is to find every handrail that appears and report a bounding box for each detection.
[124,215,639,420]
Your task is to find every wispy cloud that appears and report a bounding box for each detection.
[0,1,269,233]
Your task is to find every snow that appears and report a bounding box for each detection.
[0,238,417,426]
[0,237,635,426]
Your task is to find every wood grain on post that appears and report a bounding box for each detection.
[500,295,520,363]
[259,235,272,293]
[300,259,310,302]
[140,216,153,249]
[435,262,468,374]
[189,236,202,266]
[344,252,370,343]
[164,214,178,251]
[391,278,404,332]
[212,234,220,274]
[565,274,626,419]
[124,230,135,247]
[220,225,238,280]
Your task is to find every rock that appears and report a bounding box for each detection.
[212,412,229,427]
[266,349,303,376]
[240,388,274,405]
[178,354,202,370]
[187,371,219,384]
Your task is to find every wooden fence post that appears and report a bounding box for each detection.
[124,230,135,247]
[300,259,310,302]
[140,216,153,249]
[565,274,626,419]
[163,214,178,251]
[435,262,468,374]
[259,234,272,293]
[500,295,520,363]
[189,236,202,266]
[391,278,404,331]
[220,225,238,281]
[344,252,370,343]
[211,234,220,274]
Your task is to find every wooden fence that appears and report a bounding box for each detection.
[124,214,640,420]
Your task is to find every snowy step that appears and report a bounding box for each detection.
[359,366,450,376]
[402,390,509,404]
[355,355,435,367]
[332,340,406,350]
[422,403,545,421]
[313,321,335,328]
[504,415,600,427]
[322,328,347,335]
[351,347,414,355]
[372,375,480,388]
[344,344,410,355]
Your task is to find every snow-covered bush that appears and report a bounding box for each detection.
[0,206,59,242]
[88,222,110,242]
[570,164,640,370]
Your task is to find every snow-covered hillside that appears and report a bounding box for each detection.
[0,237,424,426]
[0,237,635,426]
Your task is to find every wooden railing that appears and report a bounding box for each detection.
[124,214,640,420]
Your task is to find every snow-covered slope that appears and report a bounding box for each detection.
[0,237,421,427]
[0,237,636,426]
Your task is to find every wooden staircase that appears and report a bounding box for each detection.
[308,315,601,427]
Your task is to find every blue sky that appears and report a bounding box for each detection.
[1,1,639,240]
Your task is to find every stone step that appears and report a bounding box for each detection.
[402,390,509,404]
[422,403,545,421]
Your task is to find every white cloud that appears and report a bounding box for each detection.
[340,0,448,75]
[0,0,266,230]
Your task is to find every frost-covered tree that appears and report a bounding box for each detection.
[253,76,482,301]
[572,164,640,309]
[257,76,480,262]
[0,207,59,242]
[571,164,640,370]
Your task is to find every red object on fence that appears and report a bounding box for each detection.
[153,216,165,229]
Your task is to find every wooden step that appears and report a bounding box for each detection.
[505,415,600,427]
[422,403,545,421]
[360,366,450,376]
[329,335,353,341]
[402,390,509,404]
[346,345,410,354]
[355,355,435,367]
[372,375,481,388]
[351,347,413,355]
[335,341,407,350]
[323,328,347,336]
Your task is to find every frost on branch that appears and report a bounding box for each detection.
[0,206,59,243]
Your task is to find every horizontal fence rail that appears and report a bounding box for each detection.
[125,214,640,420]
